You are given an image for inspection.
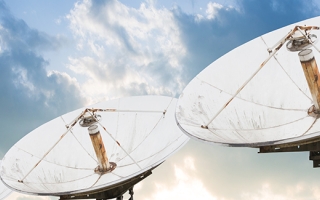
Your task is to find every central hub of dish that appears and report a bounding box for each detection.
[88,125,117,174]
[286,34,317,52]
[79,112,101,127]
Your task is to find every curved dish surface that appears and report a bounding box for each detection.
[0,160,12,200]
[0,96,189,195]
[176,16,320,147]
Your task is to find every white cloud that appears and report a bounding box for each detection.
[143,156,218,200]
[206,2,223,20]
[195,13,204,22]
[0,27,6,54]
[183,156,196,170]
[240,182,319,200]
[241,183,287,200]
[55,18,61,25]
[12,67,36,96]
[312,186,320,199]
[66,0,187,101]
[67,56,166,103]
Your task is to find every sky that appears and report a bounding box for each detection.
[0,0,320,199]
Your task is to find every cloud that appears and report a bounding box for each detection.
[240,183,289,200]
[173,0,320,82]
[241,182,320,200]
[0,1,87,156]
[143,156,218,200]
[134,139,320,200]
[66,0,187,101]
[1,0,320,198]
[65,0,320,103]
[205,2,223,20]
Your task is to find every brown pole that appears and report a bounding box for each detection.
[299,49,320,110]
[88,125,110,172]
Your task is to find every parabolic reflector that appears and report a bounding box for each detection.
[176,16,320,147]
[0,96,189,196]
[0,160,12,200]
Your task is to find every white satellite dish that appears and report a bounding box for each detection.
[0,160,12,200]
[0,96,189,199]
[176,16,320,166]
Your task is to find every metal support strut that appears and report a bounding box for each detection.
[298,49,320,116]
[115,187,134,200]
[129,187,134,200]
[259,141,320,168]
[88,125,116,174]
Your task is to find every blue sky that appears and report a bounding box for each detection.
[1,0,320,200]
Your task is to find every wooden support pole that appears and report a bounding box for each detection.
[88,125,110,172]
[299,49,320,109]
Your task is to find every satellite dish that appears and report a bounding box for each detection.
[176,16,320,148]
[0,160,12,200]
[0,96,189,199]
